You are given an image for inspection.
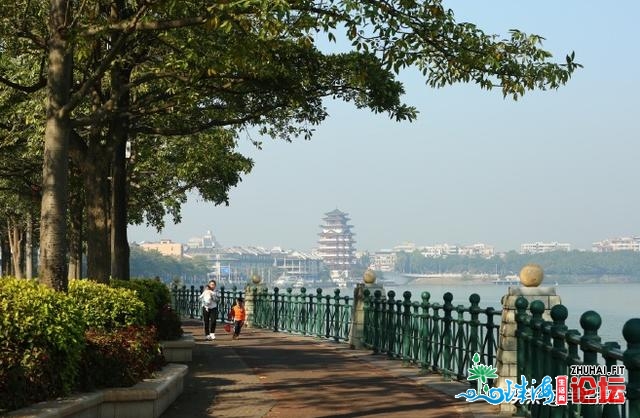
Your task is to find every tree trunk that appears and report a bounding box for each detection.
[67,162,84,280]
[7,219,24,279]
[40,0,73,291]
[110,136,129,280]
[1,232,11,276]
[25,212,33,279]
[109,25,131,280]
[84,138,111,283]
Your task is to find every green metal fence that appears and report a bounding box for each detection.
[170,284,244,321]
[515,297,640,418]
[362,289,501,381]
[251,286,353,342]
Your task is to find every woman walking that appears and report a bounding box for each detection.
[199,280,220,340]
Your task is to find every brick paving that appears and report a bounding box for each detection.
[161,321,500,418]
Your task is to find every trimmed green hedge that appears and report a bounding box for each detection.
[0,278,169,412]
[0,278,85,411]
[69,279,146,330]
[111,278,183,340]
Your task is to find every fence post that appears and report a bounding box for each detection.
[333,289,341,342]
[579,310,602,418]
[385,290,396,357]
[349,283,366,349]
[420,291,432,373]
[401,291,412,365]
[441,292,453,379]
[623,318,640,418]
[549,304,568,418]
[315,288,324,337]
[514,296,529,417]
[273,287,280,332]
[372,289,382,353]
[299,287,308,335]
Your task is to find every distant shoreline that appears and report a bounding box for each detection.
[403,274,640,286]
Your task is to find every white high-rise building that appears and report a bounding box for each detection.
[520,242,571,254]
[592,237,640,252]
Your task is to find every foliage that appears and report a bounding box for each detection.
[156,304,184,341]
[129,246,210,279]
[77,325,165,390]
[111,277,183,340]
[68,279,146,331]
[110,278,171,325]
[0,0,580,289]
[0,278,85,411]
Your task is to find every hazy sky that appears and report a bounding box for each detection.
[128,1,640,253]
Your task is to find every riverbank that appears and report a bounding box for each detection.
[405,274,640,286]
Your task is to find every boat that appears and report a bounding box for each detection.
[493,274,519,285]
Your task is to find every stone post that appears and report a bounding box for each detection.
[349,269,385,349]
[244,274,262,328]
[496,264,561,414]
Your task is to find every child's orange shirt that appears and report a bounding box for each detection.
[232,305,246,321]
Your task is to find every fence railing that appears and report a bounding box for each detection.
[251,286,353,342]
[363,289,501,381]
[515,297,640,418]
[169,284,639,417]
[170,285,244,321]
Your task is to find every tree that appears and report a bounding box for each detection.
[0,0,580,290]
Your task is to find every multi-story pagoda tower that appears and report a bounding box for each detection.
[317,209,356,282]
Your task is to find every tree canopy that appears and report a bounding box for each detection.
[0,0,580,290]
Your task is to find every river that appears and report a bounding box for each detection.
[383,281,639,347]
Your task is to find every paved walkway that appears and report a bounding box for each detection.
[161,321,500,418]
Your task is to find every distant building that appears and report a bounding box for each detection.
[370,249,397,272]
[393,242,417,253]
[187,230,219,249]
[316,209,357,280]
[458,243,495,257]
[419,244,459,257]
[592,236,640,252]
[520,242,571,254]
[139,239,183,258]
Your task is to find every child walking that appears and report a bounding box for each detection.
[231,297,246,340]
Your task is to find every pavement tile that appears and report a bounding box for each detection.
[161,321,501,418]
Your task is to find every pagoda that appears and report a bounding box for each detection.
[317,209,356,284]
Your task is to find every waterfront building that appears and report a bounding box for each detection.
[419,243,459,257]
[369,249,397,272]
[139,239,184,258]
[392,242,417,253]
[519,241,571,254]
[458,243,495,257]
[186,230,219,249]
[316,209,357,283]
[592,236,640,252]
[182,245,322,286]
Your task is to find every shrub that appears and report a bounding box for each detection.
[156,304,184,340]
[112,278,183,340]
[111,278,171,325]
[69,279,146,330]
[77,325,166,390]
[0,278,85,411]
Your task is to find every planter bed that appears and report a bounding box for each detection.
[160,333,195,362]
[6,363,188,418]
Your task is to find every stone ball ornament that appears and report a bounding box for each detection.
[251,274,262,285]
[363,269,376,284]
[519,263,544,287]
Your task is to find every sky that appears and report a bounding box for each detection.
[128,1,640,253]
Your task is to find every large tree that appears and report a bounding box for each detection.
[0,0,580,290]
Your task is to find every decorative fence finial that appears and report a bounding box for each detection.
[519,263,544,287]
